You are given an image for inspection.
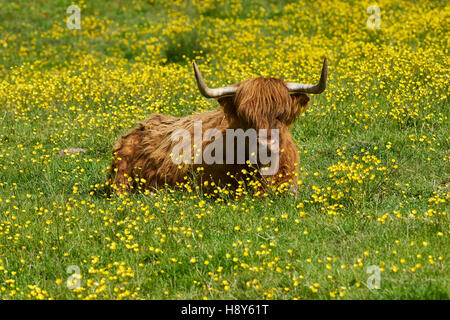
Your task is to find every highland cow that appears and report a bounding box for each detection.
[109,59,328,195]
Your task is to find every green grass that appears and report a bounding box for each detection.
[0,0,448,300]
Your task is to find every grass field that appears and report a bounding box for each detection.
[0,0,448,300]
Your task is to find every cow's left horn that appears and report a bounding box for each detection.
[193,61,237,99]
[286,58,328,94]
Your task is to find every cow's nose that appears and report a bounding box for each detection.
[257,137,280,153]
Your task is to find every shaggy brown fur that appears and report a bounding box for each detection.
[109,77,311,194]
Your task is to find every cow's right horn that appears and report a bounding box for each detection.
[285,58,328,94]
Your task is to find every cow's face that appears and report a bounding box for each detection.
[192,59,326,152]
[219,78,310,131]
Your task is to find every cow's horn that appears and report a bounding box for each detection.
[193,61,237,99]
[286,58,328,94]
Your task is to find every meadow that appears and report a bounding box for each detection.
[0,0,448,300]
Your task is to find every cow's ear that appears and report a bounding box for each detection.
[218,96,237,121]
[291,93,310,107]
[291,93,310,116]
